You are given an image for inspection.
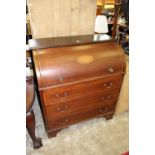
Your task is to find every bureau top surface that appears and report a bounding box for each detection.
[28,34,112,50]
[33,39,126,90]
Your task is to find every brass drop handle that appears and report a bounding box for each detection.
[104,82,113,88]
[101,95,111,100]
[108,67,114,73]
[99,107,108,113]
[55,93,60,98]
[99,108,104,113]
[64,92,68,97]
[107,95,111,99]
[59,118,69,124]
[64,118,69,122]
[58,77,64,82]
[105,107,108,111]
[56,105,69,112]
[55,92,68,98]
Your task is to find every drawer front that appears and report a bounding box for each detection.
[45,90,119,118]
[43,75,123,105]
[47,105,115,130]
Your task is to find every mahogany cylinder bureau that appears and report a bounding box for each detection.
[30,34,126,138]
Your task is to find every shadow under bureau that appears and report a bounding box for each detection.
[29,34,126,138]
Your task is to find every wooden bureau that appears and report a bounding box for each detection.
[29,34,126,138]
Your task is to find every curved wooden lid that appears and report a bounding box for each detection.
[33,41,125,90]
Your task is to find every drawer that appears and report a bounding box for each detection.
[45,89,119,118]
[43,75,123,105]
[47,105,115,130]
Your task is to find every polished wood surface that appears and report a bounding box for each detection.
[32,35,126,138]
[28,34,112,50]
[47,105,115,130]
[26,111,42,149]
[43,75,123,104]
[45,90,119,118]
[33,41,125,89]
[26,79,35,112]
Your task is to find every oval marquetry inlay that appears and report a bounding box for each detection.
[77,55,94,64]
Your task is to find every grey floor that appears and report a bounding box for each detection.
[26,94,129,155]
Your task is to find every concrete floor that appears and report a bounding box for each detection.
[26,95,129,155]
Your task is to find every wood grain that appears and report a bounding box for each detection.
[32,36,126,138]
[28,34,112,50]
[26,79,35,112]
[43,75,123,104]
[44,90,119,118]
[33,42,125,88]
[78,0,97,35]
[27,0,97,39]
[70,0,80,36]
[47,105,115,130]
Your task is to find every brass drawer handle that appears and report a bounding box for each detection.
[64,118,69,122]
[108,67,114,73]
[56,105,69,112]
[59,118,69,124]
[107,95,111,99]
[55,93,60,98]
[105,107,108,111]
[104,82,113,88]
[58,77,64,82]
[99,108,105,113]
[101,95,111,100]
[99,107,108,113]
[64,92,68,97]
[55,92,68,98]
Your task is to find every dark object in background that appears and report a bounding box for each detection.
[26,3,32,44]
[121,0,129,54]
[120,26,129,54]
[26,23,32,44]
[26,4,28,14]
[121,0,129,25]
